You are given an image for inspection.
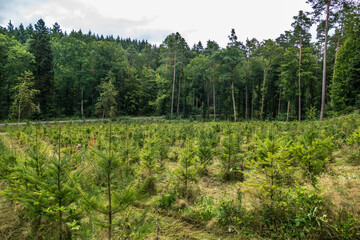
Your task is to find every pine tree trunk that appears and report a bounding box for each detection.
[231,81,237,122]
[108,124,112,240]
[171,52,177,119]
[278,89,282,116]
[58,128,63,240]
[212,64,216,121]
[251,84,254,119]
[287,100,290,122]
[331,27,341,104]
[34,216,41,239]
[18,98,21,124]
[320,0,331,121]
[260,69,268,121]
[245,55,250,120]
[108,171,112,240]
[81,89,84,118]
[176,64,182,117]
[207,77,211,119]
[298,29,302,122]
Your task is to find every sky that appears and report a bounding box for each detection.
[0,0,314,47]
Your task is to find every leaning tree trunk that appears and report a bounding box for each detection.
[320,0,331,121]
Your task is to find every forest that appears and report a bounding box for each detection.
[0,1,358,121]
[0,0,360,240]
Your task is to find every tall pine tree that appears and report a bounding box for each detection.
[29,19,54,118]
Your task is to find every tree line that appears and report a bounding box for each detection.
[0,0,359,121]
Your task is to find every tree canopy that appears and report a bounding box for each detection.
[0,1,359,121]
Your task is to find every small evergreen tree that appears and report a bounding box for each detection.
[10,71,40,122]
[197,131,213,175]
[220,130,241,180]
[78,123,135,240]
[175,142,198,197]
[95,74,118,119]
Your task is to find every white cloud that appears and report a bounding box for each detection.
[0,0,314,47]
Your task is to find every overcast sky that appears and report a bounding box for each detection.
[0,0,314,47]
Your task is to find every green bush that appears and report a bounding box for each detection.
[158,191,176,209]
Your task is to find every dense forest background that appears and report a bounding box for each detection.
[0,0,359,121]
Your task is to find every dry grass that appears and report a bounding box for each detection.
[0,183,30,240]
[319,164,360,212]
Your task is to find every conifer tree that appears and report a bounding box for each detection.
[10,71,40,122]
[95,73,118,119]
[291,10,312,121]
[78,123,135,240]
[29,19,54,117]
[175,142,198,197]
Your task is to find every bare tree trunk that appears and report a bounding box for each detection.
[207,77,211,119]
[331,27,342,104]
[171,52,177,119]
[286,100,290,122]
[260,69,268,121]
[298,29,302,122]
[212,64,216,121]
[176,64,182,117]
[251,84,254,119]
[81,89,84,118]
[18,98,22,124]
[320,0,331,121]
[278,89,282,116]
[245,55,250,120]
[231,82,237,122]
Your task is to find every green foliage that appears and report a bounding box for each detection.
[0,9,358,120]
[217,198,243,227]
[1,114,360,239]
[10,71,40,122]
[0,139,17,180]
[347,127,360,146]
[29,19,54,117]
[0,33,35,118]
[157,190,176,209]
[196,130,214,175]
[220,130,241,180]
[175,142,198,197]
[95,75,118,118]
[185,193,217,222]
[291,125,334,184]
